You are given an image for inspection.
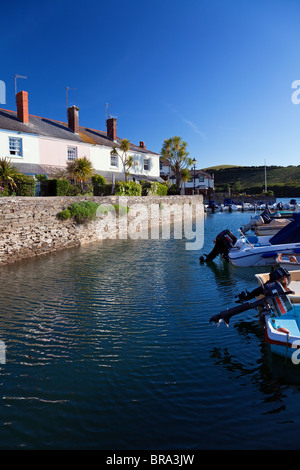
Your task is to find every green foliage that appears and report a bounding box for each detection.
[66,156,94,187]
[69,201,99,224]
[35,174,47,182]
[97,204,129,217]
[91,174,106,185]
[114,181,142,196]
[58,208,72,220]
[111,139,135,181]
[141,181,168,196]
[167,184,179,195]
[161,136,190,192]
[14,174,36,196]
[207,165,300,195]
[58,201,99,224]
[0,157,18,191]
[91,175,110,196]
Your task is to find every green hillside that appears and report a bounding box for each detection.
[203,165,300,196]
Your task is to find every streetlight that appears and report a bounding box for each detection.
[192,158,197,194]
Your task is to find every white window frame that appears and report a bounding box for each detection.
[67,146,77,161]
[143,158,150,171]
[110,154,118,168]
[9,137,23,157]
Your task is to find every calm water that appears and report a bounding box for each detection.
[1,208,300,450]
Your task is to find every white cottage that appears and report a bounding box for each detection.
[0,90,162,183]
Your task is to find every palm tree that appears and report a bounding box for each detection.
[0,158,18,191]
[111,139,135,181]
[161,136,191,193]
[66,156,94,191]
[181,168,191,193]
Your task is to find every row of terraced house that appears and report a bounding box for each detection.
[0,90,214,195]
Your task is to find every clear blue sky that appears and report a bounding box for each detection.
[1,0,300,168]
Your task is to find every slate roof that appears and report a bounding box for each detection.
[0,109,159,155]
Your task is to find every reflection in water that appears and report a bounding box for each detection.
[0,211,300,449]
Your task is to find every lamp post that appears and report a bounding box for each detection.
[192,158,197,194]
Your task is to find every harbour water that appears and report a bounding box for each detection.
[1,206,300,449]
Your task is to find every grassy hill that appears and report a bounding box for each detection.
[202,165,300,196]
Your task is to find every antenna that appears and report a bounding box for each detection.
[15,74,28,96]
[264,158,267,193]
[105,103,111,124]
[66,86,76,113]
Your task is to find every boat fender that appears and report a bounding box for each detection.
[276,327,290,335]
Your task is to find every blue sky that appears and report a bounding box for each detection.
[1,0,300,168]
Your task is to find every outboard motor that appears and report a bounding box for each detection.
[209,273,293,326]
[202,229,237,262]
[240,209,272,233]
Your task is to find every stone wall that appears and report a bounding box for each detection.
[0,195,203,265]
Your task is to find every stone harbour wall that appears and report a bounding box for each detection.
[0,195,203,265]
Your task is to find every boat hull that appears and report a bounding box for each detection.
[265,314,300,359]
[228,243,300,267]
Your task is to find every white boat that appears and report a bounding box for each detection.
[228,214,300,267]
[255,269,300,359]
[210,268,300,360]
[276,253,300,271]
[255,269,300,303]
[205,201,220,213]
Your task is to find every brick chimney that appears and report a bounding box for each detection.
[16,91,29,123]
[107,117,117,141]
[139,141,146,149]
[68,106,79,134]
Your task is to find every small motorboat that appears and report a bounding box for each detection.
[209,268,300,361]
[205,201,220,213]
[240,212,290,236]
[228,213,300,267]
[255,269,300,303]
[276,253,300,271]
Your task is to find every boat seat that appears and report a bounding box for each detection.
[273,318,300,337]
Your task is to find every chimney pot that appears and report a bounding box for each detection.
[139,141,145,148]
[68,106,79,134]
[107,117,117,141]
[16,90,29,123]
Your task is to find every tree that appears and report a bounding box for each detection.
[0,158,18,191]
[66,156,94,191]
[111,139,135,181]
[161,136,191,193]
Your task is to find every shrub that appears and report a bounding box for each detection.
[141,181,168,196]
[167,184,178,195]
[91,174,106,185]
[68,201,99,224]
[14,174,36,196]
[41,178,70,196]
[35,174,47,182]
[114,181,142,196]
[58,208,72,220]
[92,175,110,196]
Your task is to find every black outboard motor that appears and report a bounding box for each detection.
[209,276,293,326]
[261,208,272,224]
[236,267,291,303]
[202,229,237,262]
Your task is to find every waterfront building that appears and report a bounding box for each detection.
[160,160,214,195]
[0,91,163,183]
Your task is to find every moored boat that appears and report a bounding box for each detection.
[209,268,300,360]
